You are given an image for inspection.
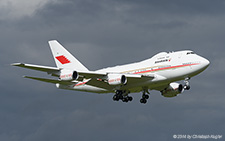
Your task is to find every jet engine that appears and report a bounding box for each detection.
[107,74,127,85]
[59,70,79,81]
[161,82,183,97]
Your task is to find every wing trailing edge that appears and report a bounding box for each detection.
[23,76,75,85]
[11,63,60,76]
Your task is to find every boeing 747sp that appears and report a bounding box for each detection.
[12,40,210,104]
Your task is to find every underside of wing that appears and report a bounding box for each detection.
[83,72,155,90]
[24,76,75,85]
[85,78,114,90]
[152,84,169,92]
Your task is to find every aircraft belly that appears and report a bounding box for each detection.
[125,80,170,93]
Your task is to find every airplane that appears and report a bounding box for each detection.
[12,40,210,104]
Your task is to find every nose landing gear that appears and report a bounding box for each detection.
[184,77,190,90]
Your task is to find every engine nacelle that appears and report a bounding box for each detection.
[107,74,127,85]
[161,82,183,97]
[59,70,79,81]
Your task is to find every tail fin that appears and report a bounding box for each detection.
[48,40,89,71]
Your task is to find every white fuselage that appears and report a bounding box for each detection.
[12,40,210,103]
[59,50,209,93]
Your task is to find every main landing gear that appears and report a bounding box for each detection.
[140,90,150,104]
[113,89,150,104]
[113,90,133,103]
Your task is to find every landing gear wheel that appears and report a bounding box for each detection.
[127,96,133,101]
[113,90,133,103]
[113,95,119,101]
[140,89,150,104]
[140,98,147,104]
[122,97,129,102]
[121,96,133,103]
[143,94,149,99]
[184,85,190,90]
[118,95,123,100]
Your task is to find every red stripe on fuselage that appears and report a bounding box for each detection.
[134,63,199,74]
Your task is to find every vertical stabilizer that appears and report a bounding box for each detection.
[48,40,89,71]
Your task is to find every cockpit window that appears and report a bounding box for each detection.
[187,52,195,55]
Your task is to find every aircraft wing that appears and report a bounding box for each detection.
[11,63,60,75]
[84,73,155,89]
[11,63,155,79]
[78,71,107,79]
[12,63,155,88]
[24,72,154,89]
[24,76,75,85]
[78,71,154,79]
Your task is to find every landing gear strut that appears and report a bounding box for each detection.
[140,90,150,104]
[184,77,190,90]
[113,90,133,103]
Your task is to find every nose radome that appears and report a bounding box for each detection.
[202,57,210,68]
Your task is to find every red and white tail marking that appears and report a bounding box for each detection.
[49,40,88,71]
[55,55,71,64]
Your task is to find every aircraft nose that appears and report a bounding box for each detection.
[201,57,210,68]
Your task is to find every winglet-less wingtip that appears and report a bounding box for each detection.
[11,63,24,66]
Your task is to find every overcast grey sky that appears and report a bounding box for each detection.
[1,0,225,140]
